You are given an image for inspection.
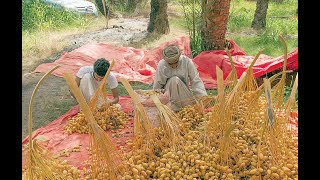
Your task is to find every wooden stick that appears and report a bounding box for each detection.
[226,71,247,107]
[64,73,97,127]
[278,35,288,72]
[263,78,275,127]
[119,76,151,131]
[27,65,60,180]
[249,48,265,69]
[28,65,60,148]
[216,65,225,103]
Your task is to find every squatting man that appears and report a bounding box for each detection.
[70,58,121,109]
[153,44,208,112]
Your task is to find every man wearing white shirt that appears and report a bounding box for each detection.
[72,58,120,108]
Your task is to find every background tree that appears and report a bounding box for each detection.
[95,0,110,16]
[178,0,202,57]
[147,0,170,34]
[132,0,148,16]
[251,0,269,30]
[201,0,232,50]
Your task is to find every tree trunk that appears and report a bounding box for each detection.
[95,0,110,16]
[147,0,170,34]
[201,0,231,50]
[251,0,269,30]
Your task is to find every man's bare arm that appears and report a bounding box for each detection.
[110,87,119,104]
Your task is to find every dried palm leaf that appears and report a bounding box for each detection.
[225,48,238,90]
[218,123,237,166]
[119,77,156,152]
[150,95,184,151]
[241,49,264,92]
[272,35,288,109]
[63,72,124,179]
[263,78,282,165]
[23,65,65,180]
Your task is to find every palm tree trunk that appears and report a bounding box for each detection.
[251,0,269,30]
[147,0,170,34]
[201,0,231,50]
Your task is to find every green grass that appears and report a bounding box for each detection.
[228,3,255,32]
[107,82,153,96]
[227,0,298,56]
[228,0,297,34]
[174,0,298,57]
[226,34,298,57]
[22,0,99,61]
[22,0,90,32]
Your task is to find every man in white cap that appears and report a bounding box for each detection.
[153,44,207,112]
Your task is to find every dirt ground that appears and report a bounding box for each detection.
[22,14,189,140]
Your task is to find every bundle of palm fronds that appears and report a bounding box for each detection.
[150,94,185,151]
[206,67,247,163]
[258,36,296,167]
[260,78,283,166]
[218,123,237,166]
[23,65,67,180]
[271,35,289,110]
[241,49,264,92]
[245,69,292,128]
[198,95,216,108]
[284,73,298,123]
[206,56,261,166]
[204,66,228,148]
[63,72,124,179]
[119,77,156,154]
[223,49,266,129]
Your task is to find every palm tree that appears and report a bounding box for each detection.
[201,0,231,50]
[147,0,170,34]
[251,0,269,30]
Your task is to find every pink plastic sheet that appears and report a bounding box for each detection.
[22,96,134,169]
[34,36,298,89]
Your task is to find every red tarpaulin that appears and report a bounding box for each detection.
[34,36,298,89]
[194,40,298,89]
[22,95,134,169]
[26,37,298,169]
[22,96,298,169]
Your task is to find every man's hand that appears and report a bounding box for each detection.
[154,89,165,94]
[98,102,112,112]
